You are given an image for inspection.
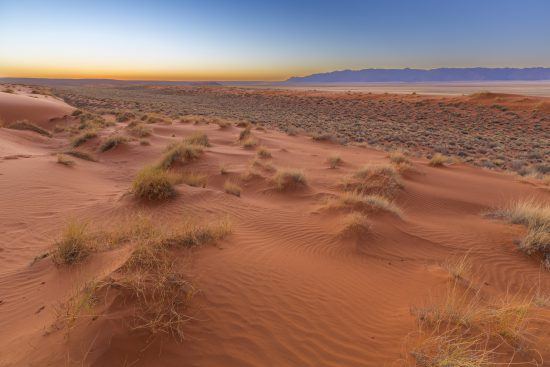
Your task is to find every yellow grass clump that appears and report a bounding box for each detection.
[52,220,91,265]
[158,142,203,169]
[132,166,176,201]
[327,191,403,218]
[429,153,448,167]
[185,131,210,147]
[327,155,342,169]
[224,180,242,197]
[342,164,403,198]
[274,169,307,190]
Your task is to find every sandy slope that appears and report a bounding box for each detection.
[0,91,73,125]
[0,94,549,366]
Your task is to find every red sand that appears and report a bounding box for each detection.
[0,91,549,366]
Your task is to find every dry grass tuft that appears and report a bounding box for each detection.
[56,153,75,166]
[7,120,52,137]
[179,172,208,188]
[64,150,97,162]
[158,142,203,169]
[52,220,91,265]
[128,123,152,137]
[342,164,403,198]
[99,135,127,152]
[239,126,252,141]
[185,131,210,147]
[339,212,371,238]
[388,151,410,165]
[224,180,242,197]
[241,137,258,149]
[493,199,550,266]
[257,146,272,159]
[327,191,403,218]
[71,130,98,147]
[274,169,307,190]
[327,155,342,168]
[429,153,448,167]
[159,217,232,248]
[132,166,176,201]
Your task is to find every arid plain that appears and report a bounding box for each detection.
[0,83,549,366]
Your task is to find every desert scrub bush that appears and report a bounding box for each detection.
[493,199,550,266]
[339,212,371,238]
[160,217,232,248]
[52,220,91,265]
[311,132,335,142]
[274,169,307,190]
[128,123,152,137]
[238,126,252,141]
[132,166,176,201]
[429,153,448,167]
[7,120,52,137]
[251,157,275,172]
[71,130,97,147]
[257,146,272,159]
[56,153,75,166]
[116,111,135,122]
[327,192,403,218]
[241,137,258,149]
[140,138,150,146]
[342,164,403,197]
[388,150,410,165]
[184,131,210,147]
[158,142,203,169]
[179,172,208,188]
[71,109,83,117]
[224,180,241,197]
[327,155,342,168]
[99,135,127,152]
[64,150,97,162]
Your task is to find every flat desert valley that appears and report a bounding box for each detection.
[0,83,549,366]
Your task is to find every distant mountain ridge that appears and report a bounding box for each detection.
[286,67,550,83]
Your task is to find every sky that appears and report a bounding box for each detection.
[0,0,549,81]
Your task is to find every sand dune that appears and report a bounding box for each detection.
[0,91,73,125]
[0,91,549,366]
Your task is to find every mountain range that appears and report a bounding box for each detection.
[286,67,550,83]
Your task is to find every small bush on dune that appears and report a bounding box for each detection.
[327,155,342,169]
[71,130,97,147]
[52,220,91,265]
[388,151,410,165]
[311,132,335,142]
[274,169,307,190]
[64,150,97,162]
[257,147,271,159]
[493,199,550,266]
[239,126,252,141]
[327,191,403,218]
[339,212,371,237]
[241,137,258,149]
[224,180,241,197]
[160,217,232,248]
[7,120,52,137]
[57,153,75,166]
[180,172,208,188]
[185,131,210,147]
[342,164,403,198]
[429,153,448,167]
[132,166,176,201]
[128,123,152,137]
[158,142,203,169]
[99,135,127,152]
[116,111,135,122]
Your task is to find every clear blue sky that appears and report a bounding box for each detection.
[1,0,549,80]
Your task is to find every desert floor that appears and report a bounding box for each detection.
[0,86,549,366]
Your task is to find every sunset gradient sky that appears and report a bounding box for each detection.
[1,0,549,81]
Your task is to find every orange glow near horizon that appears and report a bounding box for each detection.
[0,64,315,82]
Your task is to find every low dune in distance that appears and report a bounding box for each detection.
[0,87,549,366]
